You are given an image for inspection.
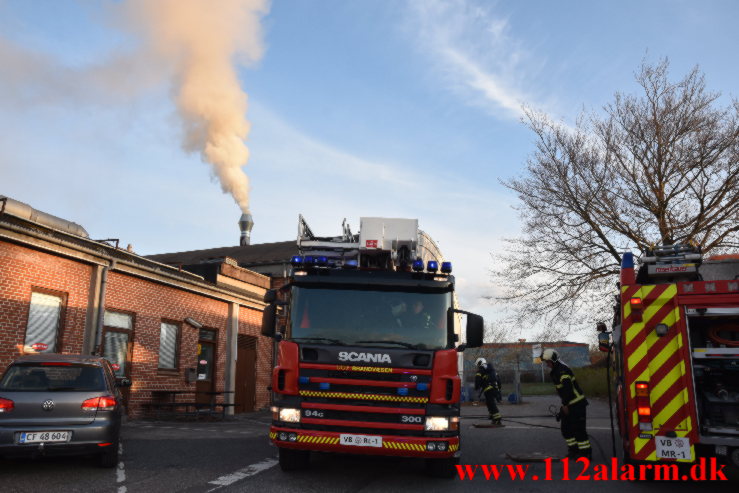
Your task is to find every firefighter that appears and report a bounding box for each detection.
[474,357,502,425]
[541,349,591,459]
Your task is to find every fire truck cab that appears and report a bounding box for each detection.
[262,217,484,477]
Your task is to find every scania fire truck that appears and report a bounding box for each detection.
[262,217,483,477]
[603,244,739,473]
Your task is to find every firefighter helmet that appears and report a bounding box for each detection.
[475,357,487,367]
[541,349,559,362]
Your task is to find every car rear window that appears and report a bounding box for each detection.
[0,364,106,392]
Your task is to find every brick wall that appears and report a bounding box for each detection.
[105,271,232,417]
[0,241,91,370]
[0,239,271,419]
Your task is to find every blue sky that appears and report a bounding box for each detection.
[1,0,738,339]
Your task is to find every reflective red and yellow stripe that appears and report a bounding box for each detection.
[622,284,697,462]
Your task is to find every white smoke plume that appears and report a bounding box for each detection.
[124,0,270,213]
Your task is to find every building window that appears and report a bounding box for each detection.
[24,291,64,353]
[158,321,180,370]
[104,311,133,330]
[103,310,134,378]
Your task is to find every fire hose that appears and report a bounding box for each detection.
[707,325,739,347]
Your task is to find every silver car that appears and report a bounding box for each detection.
[0,354,128,467]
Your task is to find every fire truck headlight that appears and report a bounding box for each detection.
[425,417,450,431]
[279,408,301,423]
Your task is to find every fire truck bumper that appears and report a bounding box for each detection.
[270,426,459,458]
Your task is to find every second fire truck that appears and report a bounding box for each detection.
[602,244,739,474]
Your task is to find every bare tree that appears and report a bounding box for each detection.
[494,59,739,332]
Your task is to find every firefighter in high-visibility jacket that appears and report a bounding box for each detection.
[474,357,502,425]
[541,349,591,458]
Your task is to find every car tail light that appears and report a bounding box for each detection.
[82,396,117,412]
[0,397,14,413]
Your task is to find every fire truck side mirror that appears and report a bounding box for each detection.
[597,331,611,352]
[465,313,484,349]
[261,304,277,337]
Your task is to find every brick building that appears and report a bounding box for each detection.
[0,196,273,418]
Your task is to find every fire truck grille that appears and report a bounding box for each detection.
[296,366,433,436]
[303,408,422,424]
[299,423,424,436]
[298,394,427,408]
[300,368,430,383]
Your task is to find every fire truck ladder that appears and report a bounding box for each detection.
[297,214,359,265]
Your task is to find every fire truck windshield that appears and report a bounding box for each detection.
[289,286,451,350]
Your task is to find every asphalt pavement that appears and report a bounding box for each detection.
[1,395,736,492]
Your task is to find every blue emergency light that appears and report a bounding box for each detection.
[416,382,428,391]
[304,255,315,264]
[344,259,358,269]
[441,262,452,274]
[427,261,439,273]
[298,376,310,384]
[316,256,328,266]
[397,387,409,396]
[290,256,304,267]
[412,259,425,272]
[319,382,331,390]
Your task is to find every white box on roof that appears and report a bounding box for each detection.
[359,218,418,251]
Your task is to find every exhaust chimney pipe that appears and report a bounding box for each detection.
[239,213,254,246]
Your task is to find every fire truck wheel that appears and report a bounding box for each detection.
[278,448,310,471]
[425,456,459,478]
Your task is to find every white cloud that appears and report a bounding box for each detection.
[405,0,538,119]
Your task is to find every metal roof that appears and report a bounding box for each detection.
[146,240,298,268]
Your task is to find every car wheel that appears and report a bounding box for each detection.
[98,442,119,468]
[278,447,309,471]
[425,456,459,479]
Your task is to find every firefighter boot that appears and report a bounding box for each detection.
[490,413,502,425]
[565,438,578,458]
[576,445,592,460]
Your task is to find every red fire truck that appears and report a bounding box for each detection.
[604,244,739,472]
[262,217,483,477]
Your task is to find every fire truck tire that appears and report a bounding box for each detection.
[425,456,459,478]
[278,448,310,471]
